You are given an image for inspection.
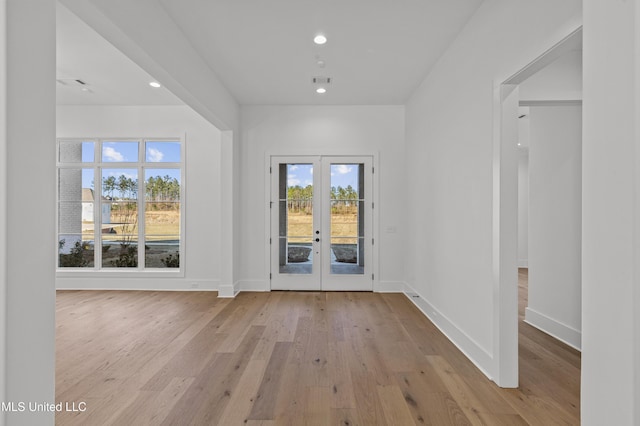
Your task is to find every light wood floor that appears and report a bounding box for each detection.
[56,270,580,425]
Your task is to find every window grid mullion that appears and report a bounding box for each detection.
[57,137,183,273]
[138,164,145,269]
[95,165,102,270]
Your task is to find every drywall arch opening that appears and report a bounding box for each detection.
[493,26,582,387]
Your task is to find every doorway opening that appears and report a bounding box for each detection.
[270,156,373,291]
[494,27,582,387]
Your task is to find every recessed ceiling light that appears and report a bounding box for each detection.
[149,81,161,88]
[316,87,326,94]
[314,34,327,45]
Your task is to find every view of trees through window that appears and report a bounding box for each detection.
[286,184,359,214]
[57,139,182,270]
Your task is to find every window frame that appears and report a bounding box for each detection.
[56,137,185,278]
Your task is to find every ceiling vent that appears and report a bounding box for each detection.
[57,78,93,93]
[312,76,331,85]
[56,78,87,86]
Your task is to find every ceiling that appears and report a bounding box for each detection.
[56,3,183,105]
[57,0,484,106]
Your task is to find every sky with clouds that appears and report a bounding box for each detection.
[78,141,181,189]
[287,163,360,191]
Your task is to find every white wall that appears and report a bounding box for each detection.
[517,110,530,268]
[582,0,638,424]
[56,105,222,290]
[5,0,56,424]
[404,0,581,380]
[519,50,583,102]
[517,150,529,267]
[59,0,241,296]
[239,105,406,292]
[0,1,7,424]
[526,105,582,350]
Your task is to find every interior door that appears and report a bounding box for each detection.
[270,156,373,291]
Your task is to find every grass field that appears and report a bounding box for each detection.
[287,211,359,244]
[80,209,358,243]
[82,210,180,241]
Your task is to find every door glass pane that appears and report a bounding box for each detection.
[279,163,314,274]
[330,163,364,274]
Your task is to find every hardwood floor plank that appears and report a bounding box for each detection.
[304,386,332,426]
[188,325,266,425]
[394,371,469,425]
[349,369,388,425]
[109,377,194,425]
[377,384,417,426]
[216,293,269,353]
[56,280,580,426]
[248,341,293,420]
[328,341,356,409]
[157,352,233,425]
[141,329,227,392]
[217,359,267,425]
[330,408,362,426]
[428,355,515,425]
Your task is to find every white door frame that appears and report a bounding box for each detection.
[266,153,378,291]
[492,27,582,387]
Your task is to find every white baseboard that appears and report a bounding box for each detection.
[217,282,236,298]
[375,281,404,293]
[403,282,494,381]
[518,259,528,268]
[524,307,581,351]
[233,279,403,293]
[56,277,219,291]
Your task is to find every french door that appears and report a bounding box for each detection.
[270,156,373,291]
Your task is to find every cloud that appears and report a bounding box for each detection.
[147,147,164,162]
[288,178,301,186]
[289,165,298,171]
[103,146,124,161]
[334,165,352,174]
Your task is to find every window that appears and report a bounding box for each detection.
[57,139,183,271]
